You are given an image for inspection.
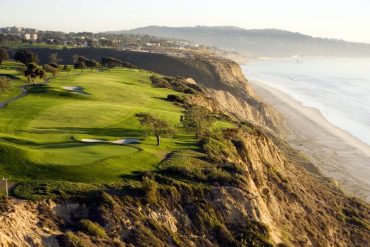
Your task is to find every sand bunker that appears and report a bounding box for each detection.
[80,138,139,145]
[62,86,87,94]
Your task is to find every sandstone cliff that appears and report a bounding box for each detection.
[1,127,368,246]
[1,49,369,247]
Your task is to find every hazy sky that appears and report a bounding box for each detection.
[1,0,370,43]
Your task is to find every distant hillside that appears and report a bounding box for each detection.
[124,26,370,57]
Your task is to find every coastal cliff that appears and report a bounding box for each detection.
[30,48,281,132]
[0,49,369,246]
[1,127,369,246]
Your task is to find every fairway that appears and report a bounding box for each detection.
[0,63,197,184]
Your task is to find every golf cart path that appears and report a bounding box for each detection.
[0,85,28,108]
[80,138,139,145]
[0,79,49,109]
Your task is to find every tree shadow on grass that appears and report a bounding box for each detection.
[0,73,21,80]
[19,127,144,138]
[119,171,144,181]
[0,136,37,145]
[152,96,172,102]
[38,142,145,152]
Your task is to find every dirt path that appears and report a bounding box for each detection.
[0,85,28,108]
[0,79,49,109]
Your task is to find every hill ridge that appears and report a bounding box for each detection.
[124,25,370,57]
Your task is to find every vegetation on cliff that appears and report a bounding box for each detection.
[0,51,369,247]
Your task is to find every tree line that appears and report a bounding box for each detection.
[0,47,138,85]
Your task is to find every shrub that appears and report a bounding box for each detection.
[101,57,122,68]
[49,62,59,68]
[0,48,9,65]
[186,83,203,92]
[101,191,117,207]
[150,75,201,94]
[74,62,86,71]
[14,49,38,64]
[142,177,159,204]
[63,231,92,247]
[183,106,214,139]
[183,88,196,94]
[80,219,108,238]
[159,150,234,185]
[237,221,273,247]
[0,77,10,92]
[63,65,72,72]
[200,132,238,163]
[150,75,171,88]
[121,61,138,69]
[43,64,58,78]
[167,94,184,103]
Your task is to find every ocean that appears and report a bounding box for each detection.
[241,57,370,146]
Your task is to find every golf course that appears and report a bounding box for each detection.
[0,61,202,187]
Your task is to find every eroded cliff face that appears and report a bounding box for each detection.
[1,128,368,247]
[0,200,60,246]
[1,51,368,247]
[186,54,281,133]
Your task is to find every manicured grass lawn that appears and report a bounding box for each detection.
[0,62,198,184]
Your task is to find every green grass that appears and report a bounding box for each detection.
[0,62,199,186]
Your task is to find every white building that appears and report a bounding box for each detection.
[13,26,22,33]
[145,43,161,47]
[24,33,31,40]
[31,33,38,41]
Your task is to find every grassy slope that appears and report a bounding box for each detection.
[0,62,198,185]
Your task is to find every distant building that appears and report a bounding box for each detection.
[145,43,161,47]
[13,26,22,33]
[24,33,31,40]
[31,33,38,41]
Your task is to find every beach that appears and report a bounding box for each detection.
[250,80,370,202]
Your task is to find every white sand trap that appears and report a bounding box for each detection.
[80,138,139,145]
[62,86,87,94]
[110,138,139,144]
[63,86,81,91]
[81,139,104,143]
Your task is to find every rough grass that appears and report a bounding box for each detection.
[158,150,234,184]
[12,180,100,200]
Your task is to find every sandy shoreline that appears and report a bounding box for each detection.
[250,80,370,202]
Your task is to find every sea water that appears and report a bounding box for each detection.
[241,57,370,146]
